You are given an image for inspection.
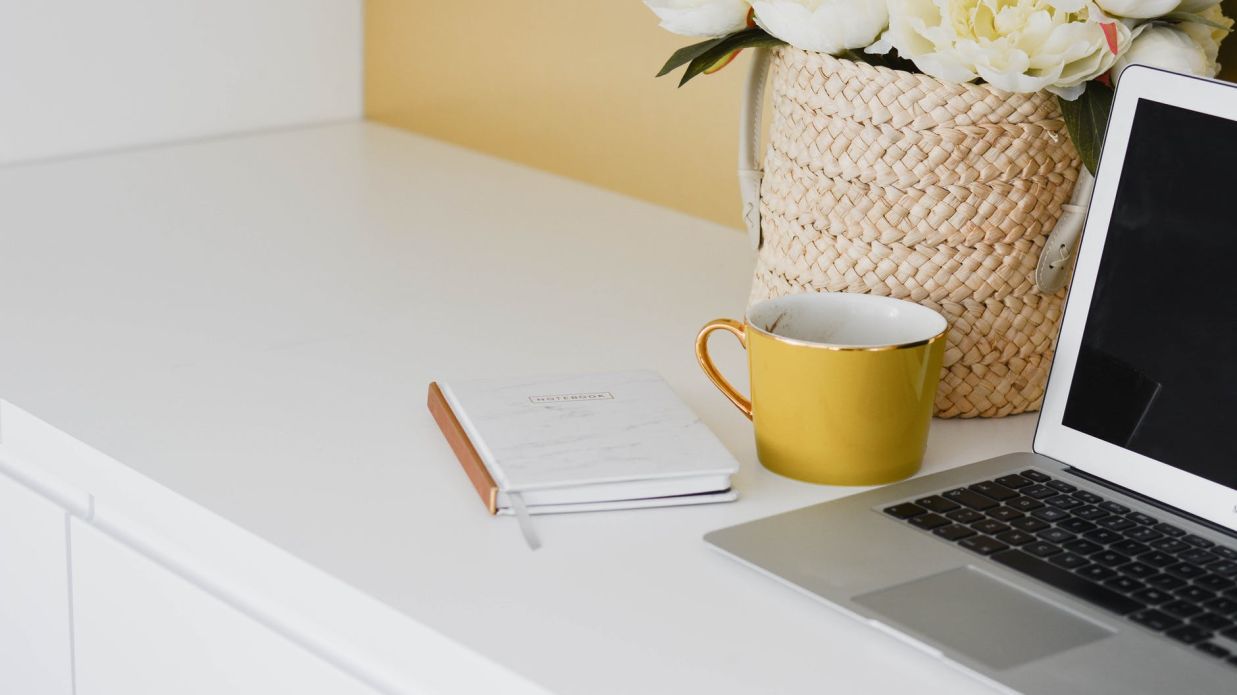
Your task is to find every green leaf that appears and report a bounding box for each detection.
[677,28,785,86]
[840,49,922,74]
[1058,81,1114,175]
[1160,11,1234,30]
[656,37,726,77]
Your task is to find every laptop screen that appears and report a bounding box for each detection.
[1062,98,1237,490]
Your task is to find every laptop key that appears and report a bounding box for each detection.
[1183,534,1215,549]
[1007,497,1045,512]
[1139,551,1178,567]
[1132,588,1174,604]
[1046,480,1076,493]
[1038,528,1075,544]
[1151,538,1191,554]
[1111,540,1150,557]
[933,524,977,541]
[1105,576,1145,593]
[970,520,1010,535]
[1091,551,1131,568]
[959,536,1009,556]
[986,507,1024,522]
[1024,541,1063,558]
[1011,516,1050,532]
[1154,522,1185,537]
[1121,562,1158,579]
[1196,575,1235,592]
[1072,491,1103,504]
[1164,563,1206,580]
[1165,625,1212,644]
[1195,642,1230,659]
[1046,496,1084,510]
[1059,518,1097,534]
[1021,484,1058,500]
[943,488,998,511]
[1096,516,1135,532]
[1161,600,1204,618]
[1175,586,1215,603]
[1125,526,1164,543]
[1180,549,1219,565]
[1192,614,1233,632]
[995,474,1033,489]
[913,495,960,513]
[1078,564,1118,581]
[1032,507,1069,522]
[947,509,984,524]
[1204,597,1237,615]
[1074,505,1109,521]
[1099,500,1130,514]
[1146,574,1187,590]
[1020,470,1051,482]
[1207,560,1237,576]
[1127,511,1158,525]
[995,530,1036,546]
[1129,609,1182,631]
[1049,552,1089,569]
[968,481,1017,501]
[991,550,1144,615]
[1213,547,1237,561]
[884,503,927,519]
[1063,539,1103,555]
[909,513,951,530]
[1083,529,1123,545]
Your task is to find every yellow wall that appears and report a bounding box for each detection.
[366,1,1237,230]
[364,0,750,228]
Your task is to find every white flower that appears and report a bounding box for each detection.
[645,0,752,37]
[1094,0,1183,18]
[1176,0,1223,13]
[1113,24,1217,82]
[1179,5,1234,67]
[1095,0,1219,18]
[871,0,1130,99]
[751,0,889,55]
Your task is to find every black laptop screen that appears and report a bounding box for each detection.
[1062,98,1237,490]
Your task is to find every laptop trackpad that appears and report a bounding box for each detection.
[854,566,1114,670]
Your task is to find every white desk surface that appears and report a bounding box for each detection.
[0,123,1036,694]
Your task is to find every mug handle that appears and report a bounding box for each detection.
[695,318,753,420]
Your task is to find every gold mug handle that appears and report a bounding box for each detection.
[695,318,753,420]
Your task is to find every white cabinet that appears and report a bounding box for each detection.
[70,520,379,695]
[0,472,74,695]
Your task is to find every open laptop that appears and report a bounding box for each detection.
[705,65,1237,694]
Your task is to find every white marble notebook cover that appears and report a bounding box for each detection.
[439,371,739,492]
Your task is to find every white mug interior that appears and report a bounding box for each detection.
[747,292,947,348]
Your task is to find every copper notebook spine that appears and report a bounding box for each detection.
[427,381,498,514]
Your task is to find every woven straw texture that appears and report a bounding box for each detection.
[751,47,1080,418]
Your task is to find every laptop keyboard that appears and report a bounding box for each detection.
[883,469,1237,667]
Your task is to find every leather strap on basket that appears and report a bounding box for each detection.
[1035,168,1095,293]
[739,47,771,251]
[736,48,1092,291]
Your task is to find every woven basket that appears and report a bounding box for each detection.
[744,47,1084,418]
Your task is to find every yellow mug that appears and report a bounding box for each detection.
[696,292,948,486]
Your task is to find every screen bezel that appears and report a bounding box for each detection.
[1035,65,1237,532]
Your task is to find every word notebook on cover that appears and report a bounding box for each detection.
[428,371,739,546]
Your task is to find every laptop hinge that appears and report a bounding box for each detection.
[1062,465,1237,540]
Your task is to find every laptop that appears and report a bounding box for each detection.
[705,65,1237,694]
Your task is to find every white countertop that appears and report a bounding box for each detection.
[0,122,1037,694]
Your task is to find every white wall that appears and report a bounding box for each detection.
[0,1,362,165]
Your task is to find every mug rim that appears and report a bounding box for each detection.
[745,293,948,352]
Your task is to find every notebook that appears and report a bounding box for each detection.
[427,370,740,519]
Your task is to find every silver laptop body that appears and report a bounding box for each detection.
[706,67,1237,694]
